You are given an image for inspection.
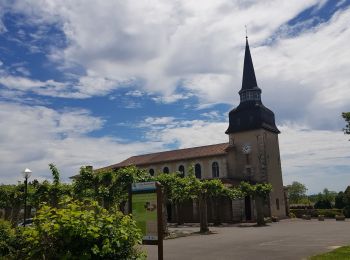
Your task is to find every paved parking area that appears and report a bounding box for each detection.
[144,219,350,260]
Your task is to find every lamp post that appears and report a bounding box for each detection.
[22,168,32,227]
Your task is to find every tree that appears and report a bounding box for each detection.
[342,112,350,138]
[335,191,345,209]
[313,188,336,209]
[0,184,25,223]
[287,181,308,204]
[155,172,186,234]
[239,182,272,226]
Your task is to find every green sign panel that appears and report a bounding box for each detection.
[132,190,158,240]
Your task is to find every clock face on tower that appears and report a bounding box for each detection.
[242,144,251,154]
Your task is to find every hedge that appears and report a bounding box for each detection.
[290,209,343,218]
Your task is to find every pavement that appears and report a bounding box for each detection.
[143,218,350,260]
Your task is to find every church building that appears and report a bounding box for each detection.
[101,38,287,221]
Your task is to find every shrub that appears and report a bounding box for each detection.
[12,199,144,259]
[316,209,343,218]
[343,206,350,218]
[290,209,343,218]
[0,219,15,257]
[314,199,332,209]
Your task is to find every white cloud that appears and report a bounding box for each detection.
[0,102,164,183]
[0,74,92,99]
[3,0,324,102]
[4,1,348,131]
[125,90,144,97]
[279,124,350,193]
[151,93,193,104]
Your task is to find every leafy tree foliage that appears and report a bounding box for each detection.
[335,191,346,209]
[342,112,350,137]
[10,199,144,260]
[335,186,350,217]
[313,188,336,209]
[239,182,272,226]
[155,169,271,232]
[0,184,25,223]
[73,166,151,210]
[287,181,308,204]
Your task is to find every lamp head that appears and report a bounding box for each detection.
[22,168,32,179]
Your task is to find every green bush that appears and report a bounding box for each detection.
[316,209,343,218]
[289,212,296,218]
[343,206,350,218]
[290,209,343,218]
[0,219,15,257]
[11,199,144,259]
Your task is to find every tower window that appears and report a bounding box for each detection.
[149,168,155,176]
[276,198,280,210]
[212,162,219,178]
[195,163,201,179]
[163,167,169,174]
[178,165,185,177]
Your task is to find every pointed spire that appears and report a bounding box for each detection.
[241,37,258,91]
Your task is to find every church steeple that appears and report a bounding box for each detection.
[241,37,258,91]
[239,37,262,103]
[225,37,279,134]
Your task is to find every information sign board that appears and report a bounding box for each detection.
[131,181,163,260]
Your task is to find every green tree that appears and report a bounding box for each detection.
[287,181,308,204]
[0,184,25,223]
[155,172,185,234]
[239,182,272,226]
[342,112,350,137]
[335,191,345,209]
[313,188,337,209]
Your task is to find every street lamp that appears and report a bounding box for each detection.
[22,168,32,227]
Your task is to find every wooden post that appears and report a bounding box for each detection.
[156,183,164,260]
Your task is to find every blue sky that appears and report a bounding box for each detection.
[0,0,349,194]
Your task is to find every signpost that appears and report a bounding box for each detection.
[131,182,163,260]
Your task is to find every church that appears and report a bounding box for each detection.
[100,38,287,222]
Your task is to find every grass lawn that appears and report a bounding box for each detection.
[309,246,350,259]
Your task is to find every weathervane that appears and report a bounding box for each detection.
[245,25,248,39]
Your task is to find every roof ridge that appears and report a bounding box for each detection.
[101,142,230,170]
[132,142,229,158]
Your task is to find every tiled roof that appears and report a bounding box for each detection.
[100,143,230,170]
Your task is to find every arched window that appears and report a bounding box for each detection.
[212,162,219,178]
[149,168,154,176]
[195,163,201,179]
[163,167,169,174]
[178,165,185,177]
[276,198,280,210]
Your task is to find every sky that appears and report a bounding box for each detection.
[0,0,349,194]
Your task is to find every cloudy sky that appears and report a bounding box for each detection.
[0,0,349,194]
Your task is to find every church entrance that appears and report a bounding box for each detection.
[245,196,252,221]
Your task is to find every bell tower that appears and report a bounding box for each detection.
[226,37,286,218]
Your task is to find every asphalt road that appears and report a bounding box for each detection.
[144,219,350,260]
